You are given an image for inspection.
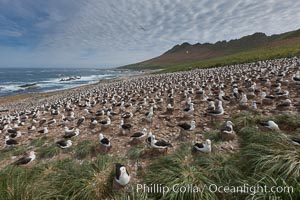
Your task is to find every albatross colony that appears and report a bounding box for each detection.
[0,57,300,182]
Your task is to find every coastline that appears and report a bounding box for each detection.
[0,71,146,112]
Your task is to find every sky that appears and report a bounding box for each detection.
[0,0,300,68]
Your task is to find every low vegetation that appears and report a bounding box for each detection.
[160,43,300,73]
[0,112,300,199]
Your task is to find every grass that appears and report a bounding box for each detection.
[113,185,149,200]
[0,165,54,200]
[45,156,115,199]
[203,130,222,143]
[127,144,146,160]
[158,43,300,73]
[0,146,29,162]
[141,113,300,199]
[0,156,117,200]
[74,140,97,159]
[37,144,60,159]
[143,143,220,200]
[1,112,300,199]
[160,44,300,73]
[239,174,299,200]
[29,137,48,147]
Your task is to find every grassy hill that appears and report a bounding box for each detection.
[119,29,300,72]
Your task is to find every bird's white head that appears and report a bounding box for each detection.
[120,166,127,176]
[99,133,104,140]
[226,121,234,126]
[205,139,212,146]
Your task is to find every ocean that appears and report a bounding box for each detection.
[0,68,133,97]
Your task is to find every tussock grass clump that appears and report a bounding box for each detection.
[237,126,286,147]
[232,111,262,129]
[127,144,146,160]
[0,165,53,200]
[193,152,242,185]
[238,174,299,200]
[274,113,300,131]
[29,137,48,147]
[143,144,219,200]
[0,146,28,162]
[113,185,148,200]
[234,113,300,178]
[241,142,300,179]
[203,130,222,143]
[74,140,97,159]
[37,144,60,159]
[44,155,115,199]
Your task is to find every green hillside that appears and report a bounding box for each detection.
[119,28,300,72]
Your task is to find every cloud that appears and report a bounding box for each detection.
[0,0,300,67]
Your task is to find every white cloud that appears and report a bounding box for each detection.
[1,0,300,67]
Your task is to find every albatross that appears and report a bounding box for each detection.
[115,163,131,186]
[4,135,18,147]
[259,120,280,131]
[194,139,212,153]
[99,133,111,148]
[130,128,147,140]
[219,121,236,141]
[13,151,36,165]
[177,120,196,131]
[56,140,72,149]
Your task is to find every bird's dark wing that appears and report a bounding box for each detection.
[99,120,107,124]
[207,110,222,115]
[177,123,190,130]
[101,138,110,145]
[259,122,269,126]
[56,140,66,146]
[130,132,143,138]
[221,126,232,132]
[8,129,17,134]
[77,118,84,125]
[14,157,31,165]
[115,163,123,180]
[155,140,172,147]
[7,139,18,145]
[194,143,204,148]
[183,107,190,112]
[122,124,132,129]
[292,138,300,143]
[63,132,75,139]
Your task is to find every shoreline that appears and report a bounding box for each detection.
[0,71,147,112]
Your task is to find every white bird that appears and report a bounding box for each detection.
[177,120,196,131]
[4,135,18,147]
[130,128,147,140]
[221,121,234,134]
[239,94,248,105]
[38,127,48,134]
[194,139,212,153]
[115,163,131,186]
[259,120,280,131]
[150,135,172,149]
[64,127,78,134]
[99,133,111,148]
[291,138,300,146]
[251,101,257,110]
[13,151,36,165]
[56,140,72,149]
[63,128,80,138]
